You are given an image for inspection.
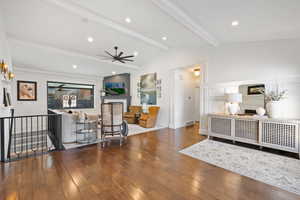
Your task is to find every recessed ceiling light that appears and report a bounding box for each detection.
[112,71,116,75]
[125,17,131,23]
[162,36,167,41]
[73,65,77,69]
[133,51,138,57]
[87,37,94,42]
[231,21,239,26]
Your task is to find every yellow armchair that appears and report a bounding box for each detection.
[139,106,160,128]
[124,106,142,124]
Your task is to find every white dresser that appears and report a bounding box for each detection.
[205,114,300,155]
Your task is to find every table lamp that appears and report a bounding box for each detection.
[226,93,242,115]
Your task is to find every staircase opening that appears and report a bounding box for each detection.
[0,109,63,162]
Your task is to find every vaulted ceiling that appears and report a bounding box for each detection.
[1,0,300,76]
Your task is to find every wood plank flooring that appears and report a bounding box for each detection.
[1,124,299,200]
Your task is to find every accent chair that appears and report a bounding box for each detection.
[139,106,160,128]
[124,106,142,124]
[101,102,125,147]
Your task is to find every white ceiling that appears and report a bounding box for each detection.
[1,0,300,76]
[172,0,300,43]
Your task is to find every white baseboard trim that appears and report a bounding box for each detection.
[168,123,176,129]
[200,129,208,135]
[169,123,198,130]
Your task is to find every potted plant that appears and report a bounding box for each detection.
[260,85,287,118]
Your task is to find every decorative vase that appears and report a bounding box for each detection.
[266,101,282,118]
[256,107,266,116]
[228,103,239,115]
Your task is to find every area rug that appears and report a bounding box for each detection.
[180,139,300,195]
[127,124,166,136]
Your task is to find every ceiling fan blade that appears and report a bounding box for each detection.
[120,55,134,59]
[118,60,125,64]
[118,52,124,58]
[105,51,114,57]
[122,59,134,62]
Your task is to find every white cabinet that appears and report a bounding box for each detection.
[207,114,300,155]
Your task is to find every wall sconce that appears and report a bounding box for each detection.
[8,71,15,80]
[0,60,5,73]
[0,60,15,81]
[193,68,200,76]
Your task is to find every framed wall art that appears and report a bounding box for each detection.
[247,84,265,95]
[140,73,157,105]
[17,81,37,101]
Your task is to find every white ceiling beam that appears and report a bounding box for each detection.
[8,37,140,70]
[14,65,104,80]
[150,0,219,46]
[42,0,169,51]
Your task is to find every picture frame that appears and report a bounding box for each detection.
[17,80,37,101]
[140,73,157,105]
[247,84,265,95]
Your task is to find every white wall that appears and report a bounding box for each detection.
[207,39,300,83]
[0,14,13,160]
[0,14,13,118]
[131,47,207,127]
[132,39,300,128]
[131,69,171,127]
[0,15,12,71]
[12,67,102,116]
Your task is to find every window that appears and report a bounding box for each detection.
[47,81,94,109]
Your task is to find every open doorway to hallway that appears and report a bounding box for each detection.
[170,64,201,129]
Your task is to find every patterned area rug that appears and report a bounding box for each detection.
[180,139,300,195]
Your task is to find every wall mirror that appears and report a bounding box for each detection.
[238,84,265,114]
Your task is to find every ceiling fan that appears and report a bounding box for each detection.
[56,84,67,91]
[98,46,135,64]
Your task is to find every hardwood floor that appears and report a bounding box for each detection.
[1,124,299,200]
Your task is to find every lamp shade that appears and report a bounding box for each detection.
[226,93,242,103]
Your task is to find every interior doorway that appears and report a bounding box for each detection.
[170,64,203,129]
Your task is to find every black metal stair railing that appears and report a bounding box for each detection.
[0,110,63,162]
